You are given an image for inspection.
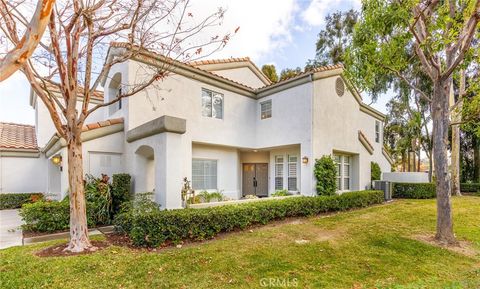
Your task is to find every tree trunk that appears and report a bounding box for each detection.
[408,151,411,172]
[432,80,456,244]
[417,150,421,172]
[450,70,463,196]
[451,123,461,196]
[474,136,480,182]
[428,150,433,182]
[64,136,92,252]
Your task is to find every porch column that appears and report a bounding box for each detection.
[300,142,315,196]
[155,132,186,209]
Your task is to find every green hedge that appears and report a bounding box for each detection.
[0,193,44,210]
[20,200,98,232]
[392,183,436,199]
[460,183,480,193]
[111,174,132,215]
[114,190,384,247]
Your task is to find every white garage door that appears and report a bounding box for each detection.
[88,152,123,178]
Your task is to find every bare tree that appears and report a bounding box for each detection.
[0,0,234,252]
[0,0,55,81]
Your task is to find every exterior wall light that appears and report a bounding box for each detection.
[302,156,308,164]
[51,155,62,166]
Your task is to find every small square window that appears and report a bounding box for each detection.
[260,100,272,119]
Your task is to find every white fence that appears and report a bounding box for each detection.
[381,172,429,183]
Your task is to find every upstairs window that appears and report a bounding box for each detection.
[108,73,123,115]
[375,121,381,143]
[260,100,272,119]
[202,88,223,119]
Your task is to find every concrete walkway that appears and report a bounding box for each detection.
[0,209,23,249]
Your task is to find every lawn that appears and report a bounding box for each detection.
[1,196,479,289]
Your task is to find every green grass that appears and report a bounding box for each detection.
[1,196,479,289]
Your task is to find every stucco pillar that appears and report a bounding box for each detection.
[300,142,315,196]
[154,132,185,209]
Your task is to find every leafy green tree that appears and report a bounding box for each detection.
[314,156,337,196]
[345,0,480,244]
[279,67,302,81]
[306,9,358,69]
[261,64,279,83]
[371,162,381,181]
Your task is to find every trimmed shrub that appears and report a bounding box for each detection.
[371,162,381,181]
[460,183,480,193]
[114,190,384,247]
[21,174,121,232]
[0,193,44,210]
[20,200,97,232]
[111,174,132,215]
[271,189,291,197]
[314,156,337,196]
[392,183,436,199]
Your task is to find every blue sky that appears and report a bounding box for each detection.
[0,0,389,125]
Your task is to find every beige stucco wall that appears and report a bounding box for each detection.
[0,155,47,193]
[312,76,391,190]
[211,67,266,89]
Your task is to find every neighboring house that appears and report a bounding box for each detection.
[0,43,393,208]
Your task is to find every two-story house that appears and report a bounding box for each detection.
[0,43,393,209]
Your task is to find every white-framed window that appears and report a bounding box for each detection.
[260,100,272,119]
[375,120,381,143]
[334,154,351,191]
[287,155,298,191]
[274,155,284,190]
[192,159,217,190]
[201,88,223,119]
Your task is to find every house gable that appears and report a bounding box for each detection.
[190,58,271,88]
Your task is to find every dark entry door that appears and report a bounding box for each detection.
[242,163,268,197]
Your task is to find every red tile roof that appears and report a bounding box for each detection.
[0,122,38,151]
[110,42,257,90]
[39,82,104,100]
[81,118,124,132]
[189,57,252,66]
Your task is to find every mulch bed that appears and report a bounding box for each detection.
[36,240,110,257]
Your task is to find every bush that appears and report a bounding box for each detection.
[371,162,381,181]
[114,190,384,247]
[20,199,98,232]
[20,174,128,232]
[84,174,113,225]
[0,193,44,210]
[271,189,291,197]
[111,174,132,215]
[314,156,337,196]
[195,191,225,203]
[392,183,436,199]
[460,183,480,193]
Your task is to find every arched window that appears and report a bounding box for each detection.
[108,73,122,115]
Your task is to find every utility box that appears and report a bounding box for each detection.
[373,181,393,201]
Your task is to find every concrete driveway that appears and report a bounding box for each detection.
[0,209,23,249]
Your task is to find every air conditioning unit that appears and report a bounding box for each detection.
[372,181,393,201]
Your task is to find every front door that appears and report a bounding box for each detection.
[242,163,268,197]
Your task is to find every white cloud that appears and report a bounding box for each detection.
[301,0,361,27]
[188,0,299,62]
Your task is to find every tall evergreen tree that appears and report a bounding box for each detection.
[261,64,278,83]
[306,9,358,69]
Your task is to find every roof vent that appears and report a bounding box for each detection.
[335,77,345,97]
